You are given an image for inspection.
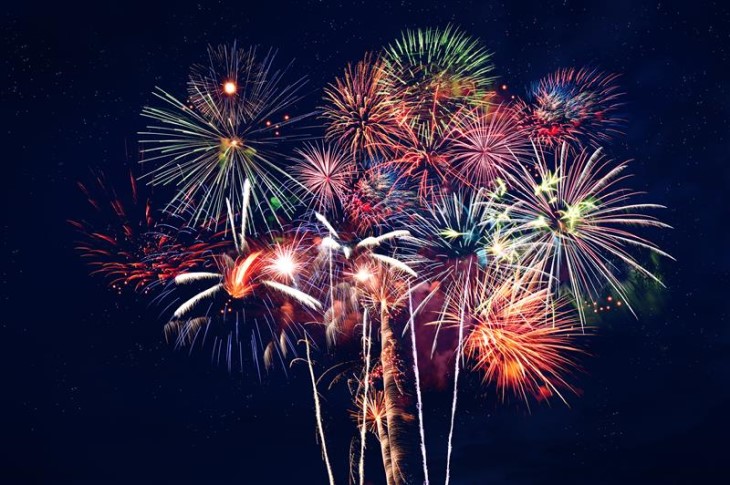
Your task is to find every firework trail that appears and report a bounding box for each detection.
[407,283,430,484]
[358,308,372,485]
[444,264,470,485]
[303,337,336,485]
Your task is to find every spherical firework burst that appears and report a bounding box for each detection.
[140,44,308,226]
[291,141,356,212]
[322,53,404,160]
[344,165,417,233]
[70,169,229,293]
[386,121,457,202]
[351,389,387,435]
[452,273,584,404]
[448,104,531,188]
[513,67,623,147]
[507,143,672,324]
[382,25,495,132]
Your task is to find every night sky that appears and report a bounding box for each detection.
[2,1,729,483]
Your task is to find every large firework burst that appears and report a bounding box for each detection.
[513,67,623,147]
[449,272,584,404]
[382,25,495,132]
[507,143,672,324]
[448,104,531,188]
[140,44,308,227]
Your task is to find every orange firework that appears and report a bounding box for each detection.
[322,53,404,161]
[350,389,387,435]
[447,272,585,404]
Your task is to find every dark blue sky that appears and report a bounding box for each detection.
[2,1,729,483]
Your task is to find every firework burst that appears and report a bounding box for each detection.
[165,197,321,373]
[448,104,531,188]
[454,273,584,404]
[344,165,417,233]
[507,143,672,324]
[71,169,228,293]
[291,141,356,212]
[382,25,495,132]
[322,53,404,160]
[514,67,623,147]
[140,44,308,227]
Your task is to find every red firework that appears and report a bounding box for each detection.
[445,272,585,404]
[70,169,229,293]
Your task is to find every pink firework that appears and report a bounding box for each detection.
[292,142,356,212]
[448,104,531,188]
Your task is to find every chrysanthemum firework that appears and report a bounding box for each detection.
[513,67,623,147]
[70,169,229,293]
[187,42,260,121]
[382,25,495,132]
[386,120,457,202]
[140,44,308,227]
[412,188,518,282]
[507,143,672,324]
[322,53,404,161]
[448,104,531,188]
[291,141,356,212]
[449,272,584,404]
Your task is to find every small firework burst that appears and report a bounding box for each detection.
[507,143,672,324]
[449,104,531,188]
[187,42,261,120]
[344,165,417,233]
[514,67,623,147]
[386,120,456,202]
[70,169,228,293]
[322,53,404,160]
[350,389,387,435]
[140,44,308,226]
[291,141,356,212]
